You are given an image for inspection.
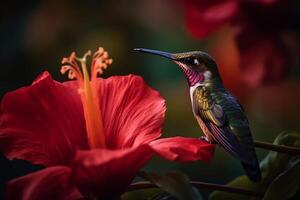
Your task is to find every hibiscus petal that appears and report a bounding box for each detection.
[150,136,215,163]
[97,75,166,149]
[73,145,152,199]
[0,71,88,166]
[6,166,82,200]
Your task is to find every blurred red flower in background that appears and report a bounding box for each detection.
[0,48,214,200]
[183,0,239,38]
[182,0,296,93]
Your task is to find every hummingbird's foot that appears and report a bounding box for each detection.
[199,136,217,144]
[199,136,209,142]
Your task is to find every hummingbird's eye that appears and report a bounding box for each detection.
[185,57,197,65]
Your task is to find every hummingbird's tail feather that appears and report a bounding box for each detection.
[241,160,262,182]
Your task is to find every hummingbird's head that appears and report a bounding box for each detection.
[134,48,220,86]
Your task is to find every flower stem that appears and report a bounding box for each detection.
[127,181,262,197]
[254,140,300,155]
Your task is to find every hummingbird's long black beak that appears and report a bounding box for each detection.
[134,48,176,60]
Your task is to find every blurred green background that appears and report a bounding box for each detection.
[1,0,299,198]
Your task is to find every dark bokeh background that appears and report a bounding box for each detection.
[1,0,300,199]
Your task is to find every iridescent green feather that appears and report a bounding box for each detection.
[193,78,257,162]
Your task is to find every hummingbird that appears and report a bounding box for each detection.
[134,48,262,182]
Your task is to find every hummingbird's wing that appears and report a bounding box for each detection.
[192,86,247,162]
[214,90,262,181]
[193,86,261,181]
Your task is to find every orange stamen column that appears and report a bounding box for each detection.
[61,47,112,149]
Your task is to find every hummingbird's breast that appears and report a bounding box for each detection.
[189,81,214,112]
[189,83,202,107]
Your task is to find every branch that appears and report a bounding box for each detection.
[127,181,262,197]
[190,181,262,197]
[254,140,300,155]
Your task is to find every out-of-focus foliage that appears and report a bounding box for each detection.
[263,156,300,200]
[122,188,164,200]
[210,131,300,200]
[139,171,203,200]
[122,171,203,200]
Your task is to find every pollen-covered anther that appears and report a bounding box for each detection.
[61,52,76,64]
[60,52,82,81]
[60,66,77,79]
[92,47,113,78]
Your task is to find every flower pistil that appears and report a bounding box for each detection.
[61,47,113,149]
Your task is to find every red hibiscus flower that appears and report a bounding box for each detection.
[182,0,293,88]
[0,47,215,200]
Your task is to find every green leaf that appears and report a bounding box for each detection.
[138,171,203,200]
[263,156,300,200]
[210,131,300,200]
[260,131,300,178]
[150,193,178,200]
[209,175,261,200]
[122,188,162,200]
